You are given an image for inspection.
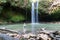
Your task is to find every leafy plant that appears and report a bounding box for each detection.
[10,15,25,22]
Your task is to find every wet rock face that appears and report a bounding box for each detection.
[38,37,43,40]
[22,32,53,40]
[0,37,4,40]
[37,33,52,40]
[0,34,20,40]
[28,38,36,40]
[1,28,60,40]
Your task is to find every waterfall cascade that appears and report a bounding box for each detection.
[31,0,39,33]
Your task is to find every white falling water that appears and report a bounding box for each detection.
[31,2,35,33]
[31,0,39,33]
[31,2,35,23]
[36,2,38,23]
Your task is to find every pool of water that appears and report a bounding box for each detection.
[0,23,60,31]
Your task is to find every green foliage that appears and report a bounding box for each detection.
[0,6,26,23]
[39,0,51,13]
[0,0,60,22]
[0,6,3,14]
[10,15,25,22]
[0,0,7,3]
[51,8,60,21]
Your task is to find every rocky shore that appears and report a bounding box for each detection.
[0,28,60,40]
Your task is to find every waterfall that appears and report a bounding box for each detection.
[36,2,38,23]
[31,0,39,33]
[31,2,35,23]
[31,2,35,33]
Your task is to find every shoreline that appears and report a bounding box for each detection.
[1,21,60,25]
[39,21,60,24]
